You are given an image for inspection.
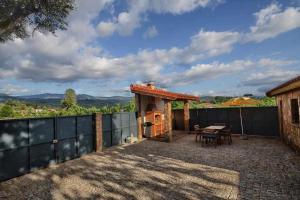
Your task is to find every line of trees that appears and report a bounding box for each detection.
[0,88,136,119]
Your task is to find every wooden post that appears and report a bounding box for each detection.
[135,94,143,142]
[94,112,103,152]
[164,100,173,142]
[184,100,190,132]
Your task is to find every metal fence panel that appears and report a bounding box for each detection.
[102,112,138,148]
[78,134,94,156]
[77,116,93,136]
[121,127,130,142]
[112,129,122,146]
[57,138,77,163]
[130,125,138,138]
[29,119,54,145]
[173,107,279,136]
[112,113,121,130]
[103,130,112,148]
[102,114,112,131]
[0,120,28,151]
[129,112,137,126]
[121,113,130,128]
[29,143,55,170]
[56,117,76,139]
[0,147,28,181]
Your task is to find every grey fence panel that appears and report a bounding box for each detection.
[77,116,93,136]
[29,143,55,170]
[0,147,28,181]
[56,117,76,139]
[112,113,121,130]
[173,107,279,136]
[189,109,199,130]
[226,108,241,133]
[78,134,94,156]
[102,114,112,131]
[103,130,112,148]
[112,129,122,146]
[130,125,138,138]
[77,116,94,156]
[102,112,138,148]
[0,120,28,151]
[129,112,137,126]
[29,119,54,145]
[57,138,77,163]
[121,113,130,128]
[1,114,95,182]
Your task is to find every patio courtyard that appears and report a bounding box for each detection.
[0,132,299,200]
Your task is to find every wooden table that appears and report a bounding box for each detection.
[201,125,226,146]
[203,125,226,131]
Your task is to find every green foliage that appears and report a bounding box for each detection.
[61,88,77,108]
[258,97,276,107]
[0,104,14,118]
[0,0,74,42]
[213,96,232,104]
[0,98,137,120]
[172,101,184,109]
[123,98,136,112]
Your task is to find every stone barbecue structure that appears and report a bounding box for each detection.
[130,83,199,141]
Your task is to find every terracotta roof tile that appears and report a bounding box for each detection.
[130,84,200,101]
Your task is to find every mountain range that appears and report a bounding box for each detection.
[0,93,132,107]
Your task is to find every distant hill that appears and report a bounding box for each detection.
[0,93,132,107]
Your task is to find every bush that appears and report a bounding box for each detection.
[0,104,15,118]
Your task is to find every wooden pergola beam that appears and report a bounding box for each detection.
[135,94,143,141]
[164,99,173,142]
[184,100,190,132]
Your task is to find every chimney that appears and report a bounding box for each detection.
[146,82,155,89]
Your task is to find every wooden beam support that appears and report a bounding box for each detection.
[94,112,103,152]
[184,100,190,132]
[164,100,173,142]
[135,94,143,141]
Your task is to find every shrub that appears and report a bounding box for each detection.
[0,104,15,118]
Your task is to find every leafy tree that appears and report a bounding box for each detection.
[0,104,14,118]
[0,0,74,42]
[258,97,276,107]
[172,101,184,109]
[123,98,136,112]
[61,88,77,109]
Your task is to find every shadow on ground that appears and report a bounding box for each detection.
[0,133,299,200]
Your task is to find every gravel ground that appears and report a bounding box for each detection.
[0,132,300,200]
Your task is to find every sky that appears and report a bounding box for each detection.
[0,0,300,97]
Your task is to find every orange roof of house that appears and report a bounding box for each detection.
[221,97,260,106]
[130,84,200,101]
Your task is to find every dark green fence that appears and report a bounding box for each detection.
[173,107,279,137]
[0,115,95,182]
[102,112,138,148]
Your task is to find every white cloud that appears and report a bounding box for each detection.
[97,22,116,37]
[161,58,298,87]
[245,3,300,42]
[242,70,299,87]
[97,0,223,37]
[1,1,300,96]
[143,25,158,39]
[257,58,298,67]
[189,30,240,57]
[0,84,29,95]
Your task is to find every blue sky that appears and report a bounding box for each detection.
[0,0,300,97]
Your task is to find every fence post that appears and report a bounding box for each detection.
[94,113,103,152]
